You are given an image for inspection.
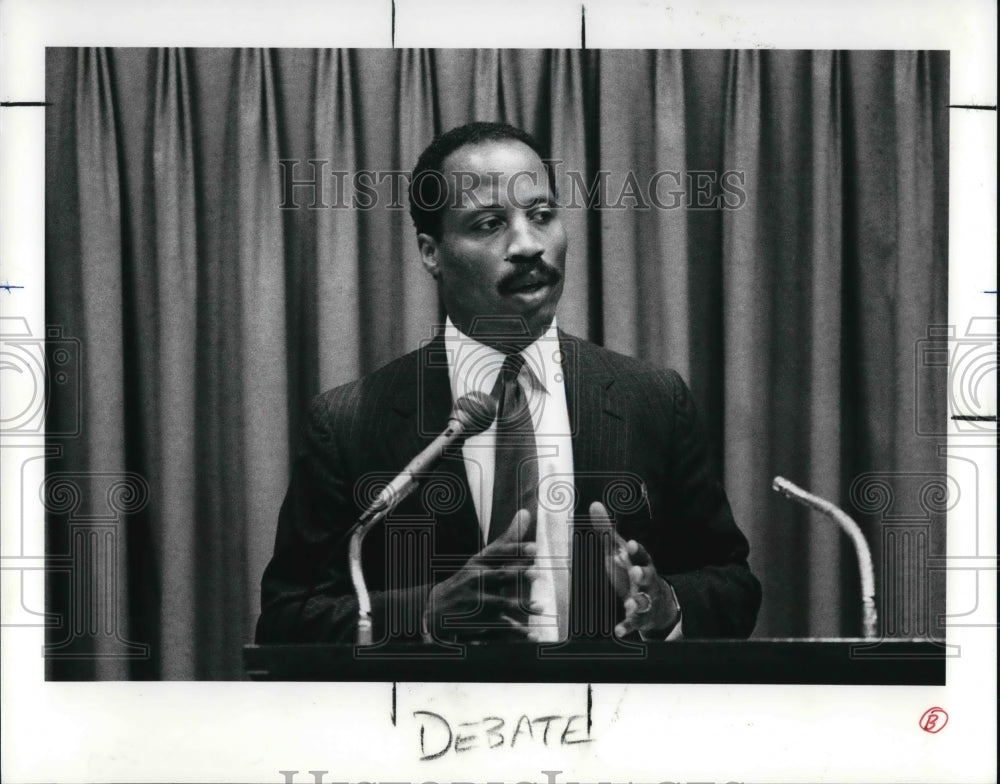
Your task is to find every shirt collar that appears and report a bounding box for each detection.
[444,316,562,401]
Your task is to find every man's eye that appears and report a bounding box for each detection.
[531,209,554,223]
[475,218,503,233]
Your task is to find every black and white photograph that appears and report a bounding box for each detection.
[41,45,951,679]
[1,1,996,782]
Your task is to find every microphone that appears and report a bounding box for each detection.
[772,476,877,639]
[349,392,498,644]
[357,391,498,525]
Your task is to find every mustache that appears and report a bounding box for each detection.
[496,262,563,295]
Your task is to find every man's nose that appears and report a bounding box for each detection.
[505,215,545,261]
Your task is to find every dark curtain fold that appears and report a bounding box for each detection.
[75,47,130,680]
[45,48,949,679]
[151,46,199,678]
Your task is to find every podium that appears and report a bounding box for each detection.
[244,639,945,683]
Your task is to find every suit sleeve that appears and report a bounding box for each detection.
[658,370,762,638]
[254,392,428,644]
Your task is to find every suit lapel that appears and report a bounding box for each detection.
[559,331,627,517]
[559,332,629,637]
[386,335,483,558]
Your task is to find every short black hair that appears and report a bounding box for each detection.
[408,121,554,240]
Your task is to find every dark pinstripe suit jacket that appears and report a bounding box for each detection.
[255,332,761,643]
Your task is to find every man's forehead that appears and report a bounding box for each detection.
[441,139,550,207]
[442,138,542,173]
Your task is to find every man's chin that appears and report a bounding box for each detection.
[463,303,557,345]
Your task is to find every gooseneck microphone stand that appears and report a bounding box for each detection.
[347,392,498,645]
[772,476,878,639]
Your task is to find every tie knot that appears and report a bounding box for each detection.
[491,352,530,425]
[499,352,526,382]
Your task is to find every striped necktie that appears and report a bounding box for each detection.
[488,352,539,542]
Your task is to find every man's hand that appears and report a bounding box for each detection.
[423,509,541,642]
[591,501,681,638]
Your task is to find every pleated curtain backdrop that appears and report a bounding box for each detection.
[44,48,949,680]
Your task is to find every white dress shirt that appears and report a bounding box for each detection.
[443,317,683,642]
[444,316,572,641]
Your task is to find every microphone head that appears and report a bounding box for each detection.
[450,391,498,437]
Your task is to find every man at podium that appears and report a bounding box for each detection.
[255,122,761,646]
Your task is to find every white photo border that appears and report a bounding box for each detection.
[1,0,996,782]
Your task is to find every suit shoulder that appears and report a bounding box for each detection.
[564,333,687,391]
[307,345,425,430]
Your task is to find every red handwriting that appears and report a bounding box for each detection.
[919,707,948,733]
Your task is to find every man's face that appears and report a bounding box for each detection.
[417,139,567,346]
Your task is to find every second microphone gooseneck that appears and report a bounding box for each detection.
[772,476,878,639]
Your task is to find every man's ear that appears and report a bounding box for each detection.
[416,233,440,279]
